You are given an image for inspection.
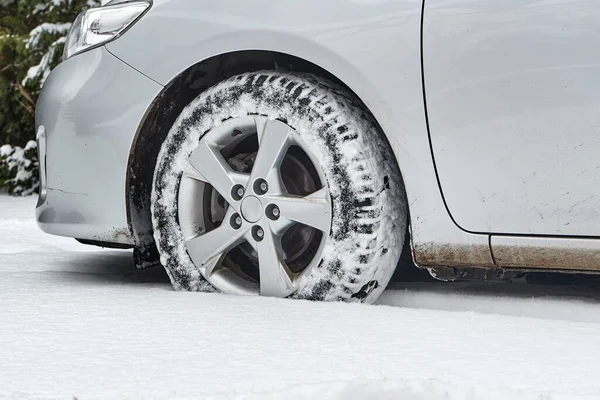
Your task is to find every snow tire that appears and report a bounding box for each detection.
[151,71,408,303]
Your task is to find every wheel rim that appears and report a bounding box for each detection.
[177,116,332,297]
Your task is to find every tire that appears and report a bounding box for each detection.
[151,71,408,303]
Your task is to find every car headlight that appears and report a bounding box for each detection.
[62,1,151,61]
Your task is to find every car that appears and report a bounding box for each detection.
[35,0,600,303]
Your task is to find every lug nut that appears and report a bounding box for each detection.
[231,184,245,200]
[252,225,265,241]
[266,204,280,220]
[230,213,242,229]
[253,178,268,195]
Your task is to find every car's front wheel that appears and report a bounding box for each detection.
[151,71,407,303]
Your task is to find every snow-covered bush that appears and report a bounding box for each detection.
[0,0,99,195]
[0,140,38,195]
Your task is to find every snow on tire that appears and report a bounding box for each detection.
[151,71,408,303]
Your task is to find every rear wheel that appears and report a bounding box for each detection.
[151,71,408,303]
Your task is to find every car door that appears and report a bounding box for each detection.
[422,0,600,237]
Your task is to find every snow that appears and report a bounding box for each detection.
[3,194,600,399]
[24,140,37,151]
[0,144,11,157]
[25,23,71,49]
[0,141,38,195]
[23,36,67,86]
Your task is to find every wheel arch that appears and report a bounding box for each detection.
[126,50,411,266]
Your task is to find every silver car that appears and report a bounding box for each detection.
[35,0,600,303]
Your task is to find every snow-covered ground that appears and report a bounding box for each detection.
[2,195,600,400]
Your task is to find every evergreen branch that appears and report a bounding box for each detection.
[15,97,34,115]
[14,81,36,107]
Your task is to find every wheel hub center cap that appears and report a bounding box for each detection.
[241,195,263,223]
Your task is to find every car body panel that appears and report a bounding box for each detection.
[106,0,495,268]
[492,235,600,272]
[35,47,163,244]
[423,0,600,237]
[42,0,600,275]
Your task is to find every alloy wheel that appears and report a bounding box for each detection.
[177,116,332,297]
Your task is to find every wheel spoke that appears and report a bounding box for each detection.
[186,140,248,209]
[249,118,294,187]
[185,209,247,278]
[267,173,287,196]
[249,229,296,298]
[264,187,332,233]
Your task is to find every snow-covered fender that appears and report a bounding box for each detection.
[106,0,495,270]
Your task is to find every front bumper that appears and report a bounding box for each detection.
[35,47,163,244]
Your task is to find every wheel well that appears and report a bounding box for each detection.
[126,50,406,267]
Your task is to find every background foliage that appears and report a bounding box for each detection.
[0,0,99,194]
